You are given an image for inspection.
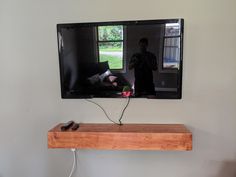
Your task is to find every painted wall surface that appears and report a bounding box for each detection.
[0,0,236,177]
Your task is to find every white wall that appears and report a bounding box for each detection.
[0,0,236,177]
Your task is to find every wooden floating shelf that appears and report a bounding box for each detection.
[48,123,192,151]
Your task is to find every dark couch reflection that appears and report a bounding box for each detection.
[64,60,130,97]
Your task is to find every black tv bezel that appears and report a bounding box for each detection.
[57,18,184,99]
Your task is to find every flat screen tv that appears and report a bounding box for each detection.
[57,18,184,99]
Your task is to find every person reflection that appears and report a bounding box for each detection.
[129,38,157,97]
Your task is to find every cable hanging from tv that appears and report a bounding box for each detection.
[85,97,130,125]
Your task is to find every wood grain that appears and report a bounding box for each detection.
[48,124,192,150]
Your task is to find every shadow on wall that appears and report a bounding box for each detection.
[215,161,236,177]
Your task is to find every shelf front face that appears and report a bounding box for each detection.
[48,124,192,151]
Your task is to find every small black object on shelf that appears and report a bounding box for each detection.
[71,123,80,131]
[61,121,74,131]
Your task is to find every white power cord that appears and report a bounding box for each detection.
[68,148,77,177]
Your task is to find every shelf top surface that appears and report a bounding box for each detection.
[49,123,191,134]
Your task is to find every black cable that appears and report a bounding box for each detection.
[85,99,119,125]
[85,97,130,125]
[118,97,130,125]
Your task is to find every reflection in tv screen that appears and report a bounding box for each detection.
[57,19,184,99]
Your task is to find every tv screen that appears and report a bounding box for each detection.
[57,19,184,99]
